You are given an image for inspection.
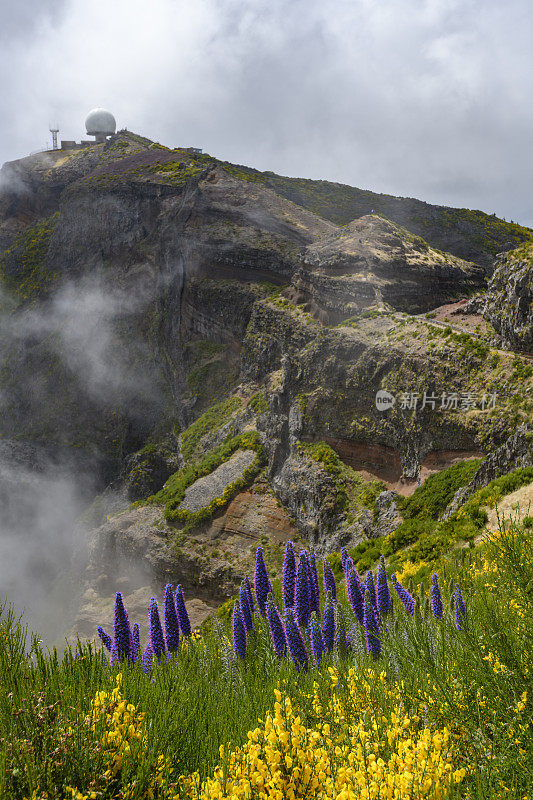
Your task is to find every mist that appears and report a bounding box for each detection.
[0,442,93,644]
[0,269,168,644]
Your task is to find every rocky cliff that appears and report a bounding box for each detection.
[0,130,531,642]
[482,243,533,353]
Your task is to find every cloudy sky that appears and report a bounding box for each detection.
[1,0,531,225]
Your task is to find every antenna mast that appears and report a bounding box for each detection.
[49,124,59,150]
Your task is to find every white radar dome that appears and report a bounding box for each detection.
[85,108,116,136]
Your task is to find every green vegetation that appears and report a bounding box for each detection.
[459,467,533,518]
[3,514,533,797]
[125,438,178,500]
[149,431,265,528]
[180,398,241,462]
[510,356,533,382]
[503,240,533,266]
[0,213,60,302]
[344,465,533,580]
[429,325,491,361]
[303,441,346,477]
[268,292,297,311]
[247,390,269,415]
[139,160,206,186]
[399,459,483,520]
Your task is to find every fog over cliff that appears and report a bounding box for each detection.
[0,274,162,643]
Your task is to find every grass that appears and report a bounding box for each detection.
[398,459,483,520]
[2,511,533,798]
[247,390,269,415]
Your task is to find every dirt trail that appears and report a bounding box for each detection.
[485,484,533,530]
[415,300,533,361]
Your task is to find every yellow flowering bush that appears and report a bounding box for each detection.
[180,670,466,800]
[65,674,175,800]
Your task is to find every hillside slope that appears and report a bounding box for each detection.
[0,130,531,644]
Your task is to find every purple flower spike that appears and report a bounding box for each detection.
[308,616,324,665]
[113,592,132,663]
[97,626,112,653]
[132,623,140,664]
[365,571,377,608]
[431,574,443,619]
[164,583,180,653]
[254,546,271,614]
[345,556,354,574]
[308,553,321,617]
[341,547,348,571]
[453,586,466,629]
[284,608,309,672]
[176,585,192,637]
[149,598,166,659]
[322,596,335,651]
[295,554,311,629]
[240,583,254,632]
[346,567,364,626]
[282,540,296,610]
[266,599,287,657]
[363,593,381,659]
[232,600,247,658]
[143,643,153,673]
[323,560,337,602]
[391,574,415,616]
[243,576,255,616]
[376,558,391,617]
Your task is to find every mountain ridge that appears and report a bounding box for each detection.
[2,129,532,274]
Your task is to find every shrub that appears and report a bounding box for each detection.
[399,459,483,521]
[247,390,269,415]
[180,398,241,462]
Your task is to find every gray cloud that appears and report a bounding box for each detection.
[0,0,531,224]
[0,0,67,44]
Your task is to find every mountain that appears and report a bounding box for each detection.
[0,130,531,642]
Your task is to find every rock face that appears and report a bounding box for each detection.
[180,450,256,512]
[0,133,490,481]
[374,491,403,536]
[74,484,298,642]
[483,246,533,352]
[289,216,485,322]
